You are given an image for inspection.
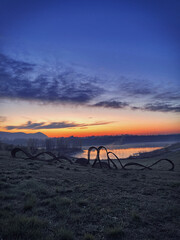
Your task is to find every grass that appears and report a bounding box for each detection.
[0,147,180,240]
[0,214,48,240]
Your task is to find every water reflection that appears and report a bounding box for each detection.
[75,146,162,159]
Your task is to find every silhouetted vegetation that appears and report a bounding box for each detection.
[1,132,179,149]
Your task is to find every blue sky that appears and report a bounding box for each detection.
[0,0,179,79]
[0,0,179,136]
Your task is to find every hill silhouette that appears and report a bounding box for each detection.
[0,131,47,140]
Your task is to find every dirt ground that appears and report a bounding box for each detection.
[0,148,180,240]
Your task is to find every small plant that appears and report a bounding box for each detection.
[41,198,51,206]
[0,181,11,189]
[170,182,180,188]
[60,197,72,206]
[23,193,36,211]
[50,197,72,214]
[105,226,125,239]
[56,228,74,240]
[84,233,95,240]
[131,211,142,223]
[77,199,89,207]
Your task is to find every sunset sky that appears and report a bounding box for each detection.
[0,0,179,137]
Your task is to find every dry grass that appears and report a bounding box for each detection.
[0,148,180,239]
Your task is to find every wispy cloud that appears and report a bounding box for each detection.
[132,103,180,113]
[0,116,7,122]
[91,99,180,113]
[1,53,179,114]
[154,91,180,101]
[117,77,180,105]
[119,79,154,97]
[6,120,113,130]
[142,103,180,113]
[92,100,129,109]
[0,53,104,104]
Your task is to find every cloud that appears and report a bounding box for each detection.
[1,53,179,115]
[154,91,180,101]
[92,100,129,109]
[143,103,180,113]
[6,120,113,130]
[0,53,35,75]
[91,98,180,113]
[132,103,180,113]
[118,77,180,103]
[87,121,114,126]
[0,116,7,122]
[0,53,104,104]
[119,78,154,97]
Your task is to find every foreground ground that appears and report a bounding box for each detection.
[0,147,180,240]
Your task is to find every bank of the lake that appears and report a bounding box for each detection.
[74,141,175,159]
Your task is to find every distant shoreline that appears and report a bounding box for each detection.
[80,141,176,152]
[75,142,180,161]
[125,142,180,160]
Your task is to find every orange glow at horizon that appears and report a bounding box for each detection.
[0,99,180,138]
[3,123,180,138]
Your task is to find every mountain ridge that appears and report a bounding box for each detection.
[0,131,48,140]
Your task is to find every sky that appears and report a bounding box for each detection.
[0,0,179,137]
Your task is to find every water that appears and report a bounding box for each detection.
[74,146,162,159]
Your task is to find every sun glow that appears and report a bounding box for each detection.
[0,100,180,137]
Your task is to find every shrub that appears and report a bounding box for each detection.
[131,211,142,223]
[105,226,125,239]
[84,233,95,240]
[55,228,74,240]
[23,193,36,211]
[77,199,89,207]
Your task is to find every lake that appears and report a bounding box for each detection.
[74,145,163,159]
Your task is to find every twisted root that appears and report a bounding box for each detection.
[11,146,175,171]
[11,148,73,164]
[88,146,174,171]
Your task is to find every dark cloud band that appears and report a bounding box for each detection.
[132,103,180,113]
[92,100,129,109]
[6,120,113,130]
[0,53,103,104]
[0,53,179,114]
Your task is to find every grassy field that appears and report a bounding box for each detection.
[0,147,180,240]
